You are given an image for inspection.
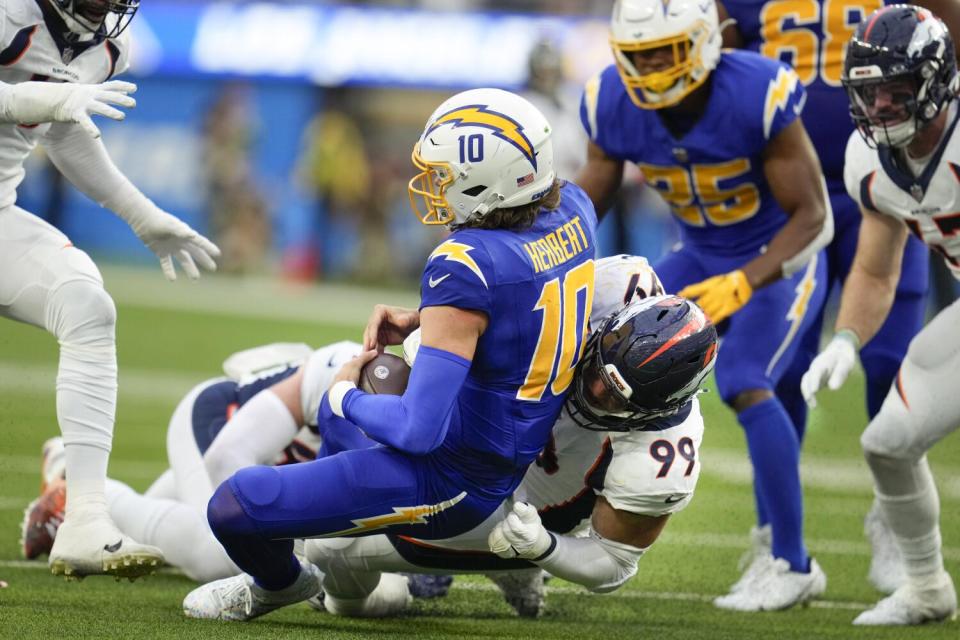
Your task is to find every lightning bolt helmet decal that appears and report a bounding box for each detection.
[427,104,538,171]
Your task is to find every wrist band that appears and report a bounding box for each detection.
[328,380,357,418]
[835,328,862,351]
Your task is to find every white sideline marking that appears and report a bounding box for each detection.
[0,559,871,610]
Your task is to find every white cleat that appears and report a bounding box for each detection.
[854,571,958,626]
[324,573,411,618]
[864,502,907,594]
[183,563,321,621]
[714,556,826,612]
[49,507,163,581]
[727,525,772,595]
[485,568,547,618]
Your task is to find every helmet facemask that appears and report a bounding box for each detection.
[612,27,703,109]
[847,68,938,148]
[52,0,139,39]
[408,143,460,226]
[567,316,683,432]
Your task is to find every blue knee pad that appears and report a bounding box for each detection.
[207,467,282,539]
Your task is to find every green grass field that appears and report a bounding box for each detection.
[0,267,957,639]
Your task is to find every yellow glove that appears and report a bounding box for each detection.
[678,270,753,324]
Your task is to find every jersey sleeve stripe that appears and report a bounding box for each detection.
[948,162,960,183]
[0,25,37,66]
[859,171,878,212]
[584,72,601,141]
[105,40,121,80]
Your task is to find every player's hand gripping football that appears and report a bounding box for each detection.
[122,202,221,281]
[363,305,420,352]
[0,80,137,139]
[678,269,753,324]
[488,502,552,561]
[332,349,378,386]
[800,331,859,408]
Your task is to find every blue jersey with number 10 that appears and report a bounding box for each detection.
[419,181,597,490]
[581,51,805,256]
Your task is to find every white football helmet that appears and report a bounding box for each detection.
[591,254,666,324]
[408,88,555,226]
[610,0,722,109]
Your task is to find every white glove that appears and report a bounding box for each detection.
[488,502,553,560]
[120,200,221,281]
[0,80,136,139]
[800,330,859,408]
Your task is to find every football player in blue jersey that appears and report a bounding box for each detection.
[718,0,960,597]
[575,0,834,611]
[182,88,600,622]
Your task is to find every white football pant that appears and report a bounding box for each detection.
[861,297,960,581]
[1,206,116,510]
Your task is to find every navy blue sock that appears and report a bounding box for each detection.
[738,397,808,572]
[207,482,301,590]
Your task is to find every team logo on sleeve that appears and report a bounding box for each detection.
[429,240,488,288]
[322,492,467,536]
[763,67,801,139]
[427,105,538,170]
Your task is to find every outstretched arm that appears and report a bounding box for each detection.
[0,80,136,138]
[801,207,907,405]
[41,122,220,280]
[489,498,666,593]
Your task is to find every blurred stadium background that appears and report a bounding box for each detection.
[1,1,958,637]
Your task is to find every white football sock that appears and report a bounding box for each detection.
[868,454,944,580]
[48,281,118,505]
[106,478,238,582]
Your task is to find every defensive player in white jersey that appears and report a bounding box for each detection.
[304,288,717,620]
[801,5,959,626]
[1,0,220,580]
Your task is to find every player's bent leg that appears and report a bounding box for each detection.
[856,310,960,625]
[47,274,163,579]
[107,479,237,582]
[712,259,826,610]
[192,447,498,621]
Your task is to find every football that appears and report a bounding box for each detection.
[359,352,411,395]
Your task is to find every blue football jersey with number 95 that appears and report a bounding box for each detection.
[419,181,597,489]
[581,51,805,256]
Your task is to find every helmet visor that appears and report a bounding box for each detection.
[407,143,456,226]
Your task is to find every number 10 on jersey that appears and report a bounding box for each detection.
[518,260,596,401]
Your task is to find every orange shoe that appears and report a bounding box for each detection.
[21,479,66,560]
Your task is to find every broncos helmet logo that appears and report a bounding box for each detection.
[426,104,538,171]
